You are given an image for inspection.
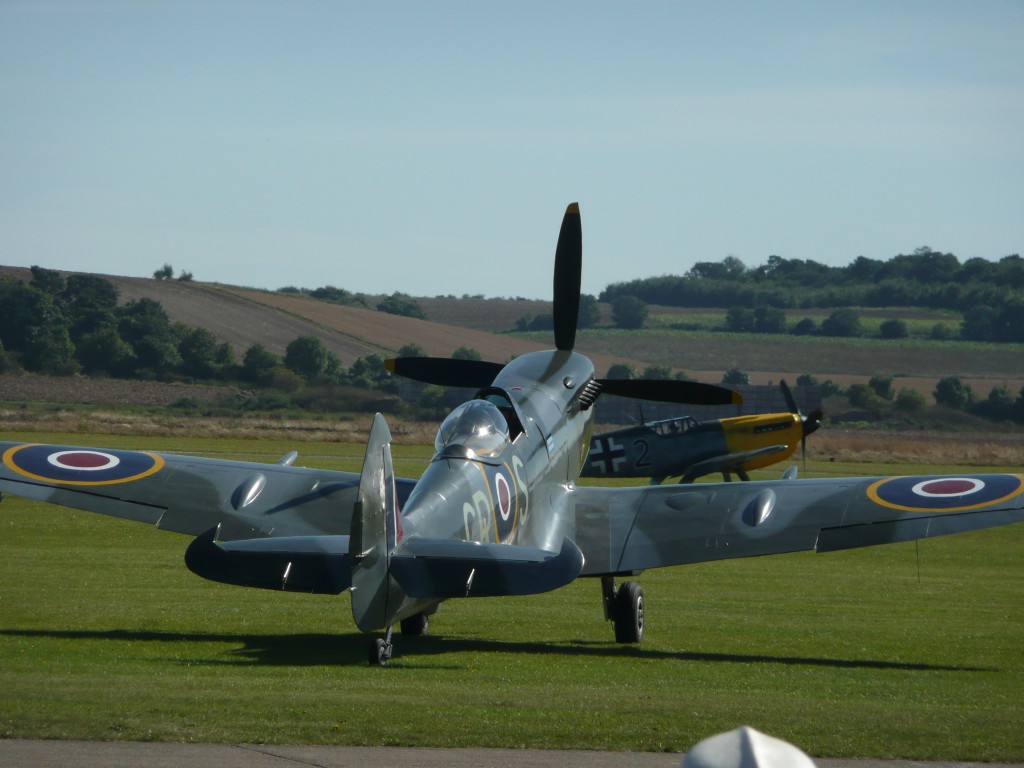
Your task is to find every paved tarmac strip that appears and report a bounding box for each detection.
[0,741,1021,768]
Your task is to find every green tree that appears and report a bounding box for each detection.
[23,319,77,375]
[721,368,749,386]
[848,383,888,412]
[605,363,636,380]
[349,353,392,390]
[242,344,280,384]
[116,298,181,377]
[578,294,601,328]
[398,343,426,358]
[452,347,481,361]
[153,263,174,280]
[30,266,66,297]
[933,376,975,410]
[791,318,816,336]
[612,295,648,329]
[377,292,426,319]
[868,375,895,401]
[820,309,862,337]
[418,384,448,410]
[753,306,786,333]
[76,326,134,376]
[0,338,13,373]
[725,307,755,333]
[517,313,554,332]
[973,385,1017,421]
[63,274,119,343]
[0,279,76,374]
[879,318,908,339]
[894,387,927,413]
[178,327,221,379]
[284,335,329,379]
[642,365,672,379]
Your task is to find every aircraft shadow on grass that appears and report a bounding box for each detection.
[0,627,986,673]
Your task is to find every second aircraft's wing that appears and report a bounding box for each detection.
[678,444,790,483]
[0,440,416,541]
[573,474,1024,576]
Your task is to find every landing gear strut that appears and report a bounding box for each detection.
[369,627,394,666]
[601,576,644,643]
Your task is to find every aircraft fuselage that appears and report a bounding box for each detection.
[400,350,596,552]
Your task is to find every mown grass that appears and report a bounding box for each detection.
[1,435,1022,760]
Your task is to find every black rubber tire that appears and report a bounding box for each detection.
[613,580,644,643]
[400,612,429,636]
[369,638,391,666]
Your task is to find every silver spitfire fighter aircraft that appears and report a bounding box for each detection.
[2,204,1024,666]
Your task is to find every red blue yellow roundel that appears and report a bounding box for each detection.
[867,474,1024,513]
[2,444,164,486]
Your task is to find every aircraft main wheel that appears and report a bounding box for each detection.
[613,581,644,643]
[400,612,429,636]
[369,637,392,667]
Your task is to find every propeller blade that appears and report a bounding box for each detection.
[597,378,742,406]
[780,379,799,415]
[385,357,505,389]
[780,379,809,473]
[553,203,582,352]
[800,408,824,476]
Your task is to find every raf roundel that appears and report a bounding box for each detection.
[3,444,165,486]
[867,474,1024,513]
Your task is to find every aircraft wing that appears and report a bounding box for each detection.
[573,474,1024,575]
[678,444,790,483]
[0,440,414,542]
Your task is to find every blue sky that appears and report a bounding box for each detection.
[2,1,1021,299]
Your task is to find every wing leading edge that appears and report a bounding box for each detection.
[574,473,1024,575]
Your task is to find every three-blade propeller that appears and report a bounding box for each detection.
[780,379,824,472]
[385,204,741,408]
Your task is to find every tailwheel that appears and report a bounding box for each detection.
[400,612,429,636]
[368,628,394,666]
[613,580,644,644]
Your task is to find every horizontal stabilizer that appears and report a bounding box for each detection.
[390,536,584,598]
[185,528,351,594]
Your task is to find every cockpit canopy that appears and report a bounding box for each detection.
[434,400,511,462]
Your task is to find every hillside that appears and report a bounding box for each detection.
[0,267,645,379]
[3,265,1023,400]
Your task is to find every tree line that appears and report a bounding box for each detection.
[0,267,490,415]
[598,249,1024,342]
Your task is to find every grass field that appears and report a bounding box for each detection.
[1,434,1022,761]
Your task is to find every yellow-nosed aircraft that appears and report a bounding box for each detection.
[582,382,822,484]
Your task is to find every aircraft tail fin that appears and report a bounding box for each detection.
[349,413,404,632]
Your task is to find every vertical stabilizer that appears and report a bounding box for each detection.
[349,413,402,632]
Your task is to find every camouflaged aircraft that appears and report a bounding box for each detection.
[2,204,1023,666]
[582,381,823,484]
